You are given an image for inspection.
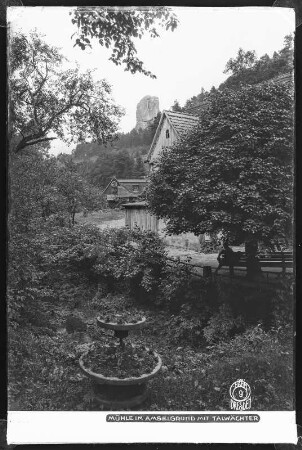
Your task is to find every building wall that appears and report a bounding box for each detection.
[125,207,158,232]
[125,207,207,251]
[150,116,178,164]
[120,181,147,194]
[104,181,146,195]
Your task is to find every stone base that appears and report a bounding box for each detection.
[93,383,148,409]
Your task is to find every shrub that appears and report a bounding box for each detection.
[52,225,168,302]
[200,325,294,410]
[158,265,292,348]
[159,259,222,312]
[165,304,206,346]
[7,223,57,328]
[203,304,245,344]
[8,219,169,329]
[158,259,193,309]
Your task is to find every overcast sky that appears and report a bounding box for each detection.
[8,6,294,155]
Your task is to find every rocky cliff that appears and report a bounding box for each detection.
[135,95,159,130]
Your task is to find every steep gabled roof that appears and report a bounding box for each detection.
[101,176,118,196]
[164,110,199,135]
[147,110,199,162]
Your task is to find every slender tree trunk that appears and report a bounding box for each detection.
[245,239,262,279]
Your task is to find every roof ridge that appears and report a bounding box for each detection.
[165,110,199,119]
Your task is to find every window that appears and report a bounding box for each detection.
[166,129,170,138]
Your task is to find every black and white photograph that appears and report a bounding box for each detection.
[6,4,297,444]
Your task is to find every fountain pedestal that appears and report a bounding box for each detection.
[79,316,162,409]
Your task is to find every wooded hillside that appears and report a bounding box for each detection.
[72,113,161,187]
[72,35,293,190]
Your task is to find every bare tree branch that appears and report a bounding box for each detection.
[15,136,57,153]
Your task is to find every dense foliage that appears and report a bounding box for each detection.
[8,242,294,410]
[180,35,293,112]
[73,117,160,160]
[8,148,105,328]
[9,150,103,229]
[223,48,256,75]
[77,149,146,188]
[73,113,161,187]
[51,225,167,300]
[147,80,294,247]
[72,7,178,78]
[220,35,293,90]
[9,31,124,152]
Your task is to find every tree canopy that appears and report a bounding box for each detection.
[9,148,103,232]
[219,35,293,90]
[71,7,178,78]
[72,113,161,186]
[147,80,294,246]
[9,31,124,152]
[223,48,257,75]
[77,148,145,188]
[179,35,294,111]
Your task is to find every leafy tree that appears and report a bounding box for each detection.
[279,34,294,64]
[112,151,135,180]
[220,35,293,90]
[171,100,182,112]
[73,115,161,184]
[133,153,146,177]
[9,147,61,232]
[73,115,160,162]
[86,149,137,187]
[9,31,124,153]
[147,80,294,274]
[224,48,256,75]
[9,147,102,232]
[183,87,209,112]
[71,7,178,78]
[56,155,103,225]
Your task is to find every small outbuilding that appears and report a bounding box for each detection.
[123,201,159,232]
[101,177,148,206]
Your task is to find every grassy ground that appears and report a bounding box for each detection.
[8,275,294,412]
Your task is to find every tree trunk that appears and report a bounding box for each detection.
[245,239,262,279]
